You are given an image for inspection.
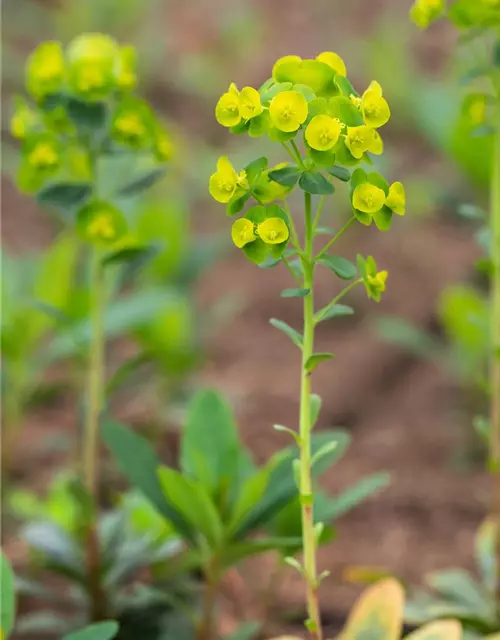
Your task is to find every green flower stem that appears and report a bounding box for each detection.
[83,247,108,621]
[299,191,323,640]
[281,141,302,166]
[313,279,363,327]
[491,97,500,604]
[315,216,356,260]
[291,139,306,169]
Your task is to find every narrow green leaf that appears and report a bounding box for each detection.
[305,352,335,372]
[280,288,310,298]
[36,182,92,212]
[226,190,251,217]
[180,389,240,494]
[1,552,15,637]
[228,467,270,533]
[314,304,354,323]
[310,393,322,427]
[323,472,391,520]
[102,421,195,542]
[315,226,334,235]
[273,424,300,444]
[117,167,166,197]
[63,621,119,640]
[327,165,351,182]
[269,318,303,348]
[284,556,304,575]
[157,467,223,548]
[317,255,357,280]
[311,441,338,468]
[268,165,301,187]
[221,536,302,568]
[299,171,334,195]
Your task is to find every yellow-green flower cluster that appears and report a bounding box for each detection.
[358,255,388,302]
[410,0,500,29]
[350,169,406,231]
[229,204,290,263]
[410,0,445,28]
[12,34,174,194]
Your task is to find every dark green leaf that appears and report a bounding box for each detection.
[63,622,119,640]
[268,165,301,187]
[258,256,281,269]
[105,353,151,397]
[22,521,84,580]
[269,318,303,348]
[221,537,302,568]
[314,304,354,323]
[102,421,195,542]
[36,182,92,212]
[376,316,439,360]
[228,467,270,533]
[117,167,166,197]
[1,552,15,637]
[299,171,334,195]
[180,389,240,494]
[305,353,335,372]
[373,206,393,232]
[317,255,357,280]
[66,99,107,131]
[226,191,251,217]
[327,165,351,182]
[242,238,268,264]
[280,288,310,298]
[245,157,267,184]
[157,467,223,548]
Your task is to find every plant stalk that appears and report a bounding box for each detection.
[491,97,500,605]
[83,248,107,621]
[299,192,322,640]
[197,562,219,640]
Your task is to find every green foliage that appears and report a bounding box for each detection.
[405,520,499,638]
[1,552,16,639]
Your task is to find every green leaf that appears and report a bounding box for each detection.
[228,467,270,533]
[311,441,338,468]
[157,467,223,548]
[317,255,357,280]
[305,352,334,372]
[314,304,354,323]
[310,393,322,427]
[226,190,251,217]
[269,318,303,348]
[425,569,492,618]
[373,206,393,232]
[299,171,334,195]
[242,238,268,264]
[180,389,240,494]
[66,99,107,132]
[280,288,310,298]
[1,552,15,638]
[221,537,302,568]
[63,622,119,640]
[323,472,391,520]
[22,521,84,581]
[268,165,301,187]
[117,167,166,197]
[273,424,300,444]
[36,182,92,212]
[315,226,334,235]
[245,157,268,184]
[102,421,195,543]
[327,165,351,182]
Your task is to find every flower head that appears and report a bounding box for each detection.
[269,90,308,133]
[385,182,406,215]
[360,81,390,128]
[67,33,119,99]
[11,98,39,139]
[360,255,388,302]
[410,0,445,28]
[27,138,59,171]
[352,183,386,214]
[231,218,256,248]
[215,84,241,128]
[26,42,65,99]
[345,125,378,159]
[209,156,248,203]
[112,99,153,147]
[77,201,127,245]
[305,115,342,151]
[316,51,347,76]
[257,217,289,244]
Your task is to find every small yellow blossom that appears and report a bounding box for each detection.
[345,125,379,159]
[366,270,388,301]
[114,113,147,138]
[352,183,386,214]
[385,182,406,215]
[26,42,65,99]
[257,217,289,244]
[231,218,256,248]
[28,142,59,170]
[11,100,38,139]
[209,156,248,203]
[88,214,116,241]
[316,51,347,76]
[305,115,342,151]
[269,91,308,133]
[410,0,445,28]
[360,81,390,128]
[239,86,263,120]
[215,84,241,128]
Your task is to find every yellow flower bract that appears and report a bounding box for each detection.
[316,51,347,77]
[361,81,391,129]
[209,156,248,203]
[385,182,406,215]
[345,125,379,159]
[305,115,342,151]
[352,183,386,214]
[87,214,116,241]
[231,218,256,248]
[269,91,308,133]
[257,217,289,244]
[28,143,59,169]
